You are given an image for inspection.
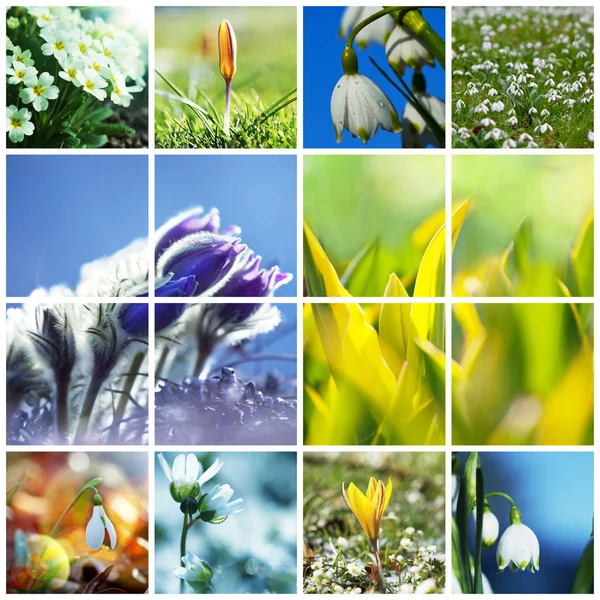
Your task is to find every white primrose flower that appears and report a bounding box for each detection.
[77,67,108,101]
[7,61,38,86]
[85,50,111,78]
[159,453,223,501]
[402,92,445,148]
[331,71,401,144]
[19,72,59,112]
[58,57,84,86]
[85,494,117,551]
[27,7,56,28]
[386,25,435,75]
[497,521,540,572]
[40,25,71,62]
[6,105,35,143]
[201,483,245,522]
[110,77,134,107]
[10,45,35,66]
[67,29,94,58]
[173,551,213,592]
[339,7,395,48]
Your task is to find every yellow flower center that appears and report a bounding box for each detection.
[85,80,95,90]
[32,84,44,97]
[78,42,88,55]
[103,48,112,57]
[67,68,77,78]
[15,70,25,78]
[92,61,101,72]
[10,116,22,129]
[54,41,65,51]
[41,14,50,22]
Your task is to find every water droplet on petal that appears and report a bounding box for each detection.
[377,100,385,108]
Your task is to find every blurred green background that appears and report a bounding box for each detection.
[304,156,445,296]
[155,7,296,108]
[453,155,593,291]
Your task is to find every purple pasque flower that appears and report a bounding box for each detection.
[157,232,248,297]
[120,275,198,336]
[155,208,221,260]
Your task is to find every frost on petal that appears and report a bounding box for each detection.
[85,506,105,551]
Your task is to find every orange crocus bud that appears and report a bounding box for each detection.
[218,20,236,81]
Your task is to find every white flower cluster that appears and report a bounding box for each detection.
[452,6,594,148]
[6,6,145,143]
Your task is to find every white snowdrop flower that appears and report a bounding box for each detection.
[540,108,549,117]
[457,127,471,140]
[474,103,489,114]
[519,132,533,143]
[453,69,464,75]
[528,141,539,148]
[386,25,435,75]
[564,99,576,108]
[339,7,395,48]
[587,131,594,142]
[480,118,496,127]
[506,116,518,126]
[488,88,498,96]
[456,98,465,110]
[528,107,538,114]
[528,82,538,88]
[497,510,540,572]
[467,86,479,96]
[85,494,117,551]
[484,128,506,141]
[482,41,492,51]
[576,50,587,58]
[490,101,505,112]
[535,122,553,134]
[503,138,517,148]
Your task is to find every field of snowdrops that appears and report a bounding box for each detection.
[452,7,594,148]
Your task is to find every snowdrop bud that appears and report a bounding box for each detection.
[218,20,236,81]
[482,503,500,548]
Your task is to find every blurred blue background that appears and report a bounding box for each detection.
[458,452,594,594]
[303,7,445,148]
[155,452,297,594]
[155,156,297,297]
[6,155,148,297]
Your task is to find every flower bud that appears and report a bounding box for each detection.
[218,20,236,81]
[482,504,499,548]
[180,497,199,515]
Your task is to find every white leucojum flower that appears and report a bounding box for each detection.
[331,51,401,144]
[386,25,435,75]
[497,510,540,573]
[339,7,395,48]
[402,93,445,148]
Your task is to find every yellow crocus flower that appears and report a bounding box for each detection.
[218,20,237,81]
[341,477,392,545]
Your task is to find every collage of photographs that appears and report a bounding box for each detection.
[1,2,596,596]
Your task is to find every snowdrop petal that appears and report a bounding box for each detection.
[101,506,118,549]
[85,506,105,551]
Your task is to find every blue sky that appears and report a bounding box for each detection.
[155,155,297,297]
[303,7,445,148]
[7,155,148,296]
[460,452,593,594]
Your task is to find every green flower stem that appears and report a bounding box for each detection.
[180,513,189,594]
[48,478,102,540]
[401,9,446,67]
[485,491,517,509]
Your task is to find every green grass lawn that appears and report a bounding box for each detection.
[155,7,297,148]
[303,453,445,594]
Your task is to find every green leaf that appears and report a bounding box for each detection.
[456,472,473,593]
[340,238,380,296]
[473,467,485,593]
[85,123,135,136]
[62,135,81,148]
[571,537,593,593]
[572,214,593,297]
[451,519,467,593]
[78,133,108,148]
[85,106,113,124]
[463,452,480,515]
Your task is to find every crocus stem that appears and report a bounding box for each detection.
[108,351,145,444]
[371,540,386,591]
[224,79,232,137]
[54,372,70,444]
[485,491,517,509]
[180,512,189,594]
[74,375,105,444]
